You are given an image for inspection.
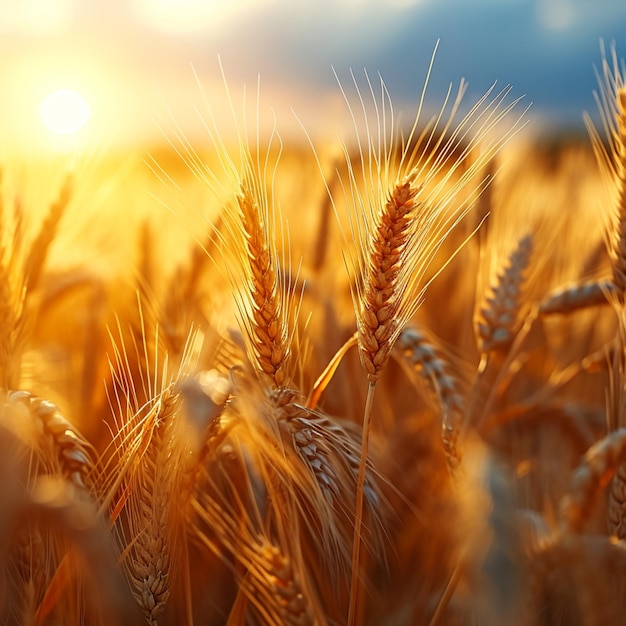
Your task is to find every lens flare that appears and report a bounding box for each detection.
[39,88,90,135]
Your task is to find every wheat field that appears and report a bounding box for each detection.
[0,45,625,625]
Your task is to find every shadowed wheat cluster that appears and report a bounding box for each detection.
[1,45,626,625]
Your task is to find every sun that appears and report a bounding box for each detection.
[39,88,91,135]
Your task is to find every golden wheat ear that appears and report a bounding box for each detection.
[233,179,294,389]
[395,325,464,469]
[0,411,131,625]
[101,318,203,624]
[11,391,95,492]
[462,233,535,434]
[608,86,626,293]
[585,44,626,294]
[185,376,335,624]
[477,233,533,355]
[174,67,303,395]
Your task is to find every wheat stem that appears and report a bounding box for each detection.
[348,379,376,626]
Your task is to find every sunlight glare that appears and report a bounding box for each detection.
[39,88,91,135]
[132,0,268,33]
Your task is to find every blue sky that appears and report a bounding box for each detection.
[1,0,625,149]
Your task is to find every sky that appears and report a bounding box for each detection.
[1,0,625,152]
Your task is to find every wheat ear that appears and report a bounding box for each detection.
[188,69,298,392]
[607,303,626,539]
[539,279,616,315]
[251,539,315,626]
[186,403,323,624]
[105,321,196,626]
[478,233,533,353]
[609,87,626,293]
[609,463,626,538]
[0,224,25,390]
[347,178,424,625]
[7,391,95,492]
[24,176,71,293]
[236,182,292,389]
[357,181,421,381]
[120,387,180,625]
[278,399,386,583]
[585,46,626,294]
[396,325,464,468]
[560,428,626,533]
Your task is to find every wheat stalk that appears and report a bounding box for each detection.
[0,197,25,389]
